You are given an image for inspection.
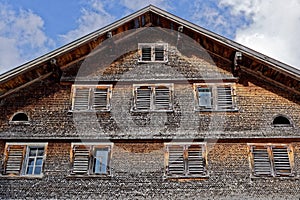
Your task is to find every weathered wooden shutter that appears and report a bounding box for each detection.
[4,145,26,175]
[167,145,185,176]
[154,46,164,61]
[72,146,90,175]
[216,86,233,110]
[93,88,108,111]
[198,87,212,109]
[272,146,292,176]
[252,146,272,176]
[135,86,151,111]
[73,88,90,110]
[187,145,205,175]
[154,86,171,110]
[142,46,151,61]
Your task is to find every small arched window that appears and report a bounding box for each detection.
[10,112,30,124]
[273,115,291,127]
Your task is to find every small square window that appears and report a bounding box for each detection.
[138,43,168,62]
[194,83,237,111]
[71,143,113,176]
[71,85,112,112]
[132,84,173,112]
[3,143,47,177]
[248,144,295,178]
[164,143,208,178]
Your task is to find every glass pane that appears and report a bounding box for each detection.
[93,149,108,174]
[26,166,33,175]
[36,158,43,165]
[198,88,212,108]
[28,158,35,166]
[37,148,44,156]
[34,167,42,175]
[29,148,37,156]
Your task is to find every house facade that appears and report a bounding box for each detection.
[0,5,300,199]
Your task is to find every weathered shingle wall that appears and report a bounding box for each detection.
[0,142,299,199]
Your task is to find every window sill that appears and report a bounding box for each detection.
[194,108,239,112]
[131,109,174,113]
[250,174,298,180]
[68,110,111,113]
[67,174,112,179]
[0,174,44,179]
[164,175,209,181]
[9,121,31,125]
[138,60,168,63]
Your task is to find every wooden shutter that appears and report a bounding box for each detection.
[154,45,164,61]
[198,87,212,109]
[216,86,233,110]
[73,88,90,110]
[93,88,108,111]
[167,145,185,176]
[272,146,292,176]
[4,145,26,175]
[154,86,171,110]
[187,145,205,175]
[135,86,151,111]
[251,146,272,176]
[141,46,151,61]
[72,146,90,175]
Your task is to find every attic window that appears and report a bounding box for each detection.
[10,112,30,124]
[273,115,291,127]
[138,43,168,63]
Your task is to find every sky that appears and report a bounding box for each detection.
[0,0,300,74]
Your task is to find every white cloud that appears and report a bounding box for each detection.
[60,0,115,44]
[219,0,300,69]
[0,3,54,74]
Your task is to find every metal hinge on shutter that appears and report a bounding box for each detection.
[272,146,292,176]
[187,145,205,176]
[72,146,90,175]
[167,146,185,176]
[252,146,272,176]
[5,146,26,175]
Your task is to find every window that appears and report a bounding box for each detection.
[9,112,30,125]
[164,143,208,178]
[273,115,292,127]
[138,43,168,62]
[248,144,294,178]
[3,143,47,176]
[132,84,173,112]
[194,83,237,111]
[70,143,113,176]
[71,85,112,112]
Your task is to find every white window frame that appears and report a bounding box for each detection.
[132,83,174,112]
[248,143,295,178]
[70,143,113,176]
[3,142,47,177]
[194,83,237,111]
[71,85,112,112]
[164,142,208,179]
[138,43,168,63]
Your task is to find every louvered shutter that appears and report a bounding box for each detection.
[73,88,90,110]
[154,46,164,61]
[154,86,171,110]
[72,146,90,175]
[5,145,26,175]
[93,88,108,111]
[135,86,151,111]
[273,146,292,176]
[167,146,185,176]
[141,47,151,61]
[252,146,272,176]
[187,145,205,175]
[198,87,212,109]
[216,86,233,110]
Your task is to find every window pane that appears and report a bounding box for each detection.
[28,158,35,166]
[34,167,42,175]
[26,166,33,175]
[198,88,212,108]
[36,158,43,166]
[37,148,44,156]
[29,148,37,156]
[93,148,108,174]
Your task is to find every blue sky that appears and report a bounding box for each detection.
[1,0,300,73]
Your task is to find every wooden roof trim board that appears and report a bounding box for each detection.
[0,5,299,92]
